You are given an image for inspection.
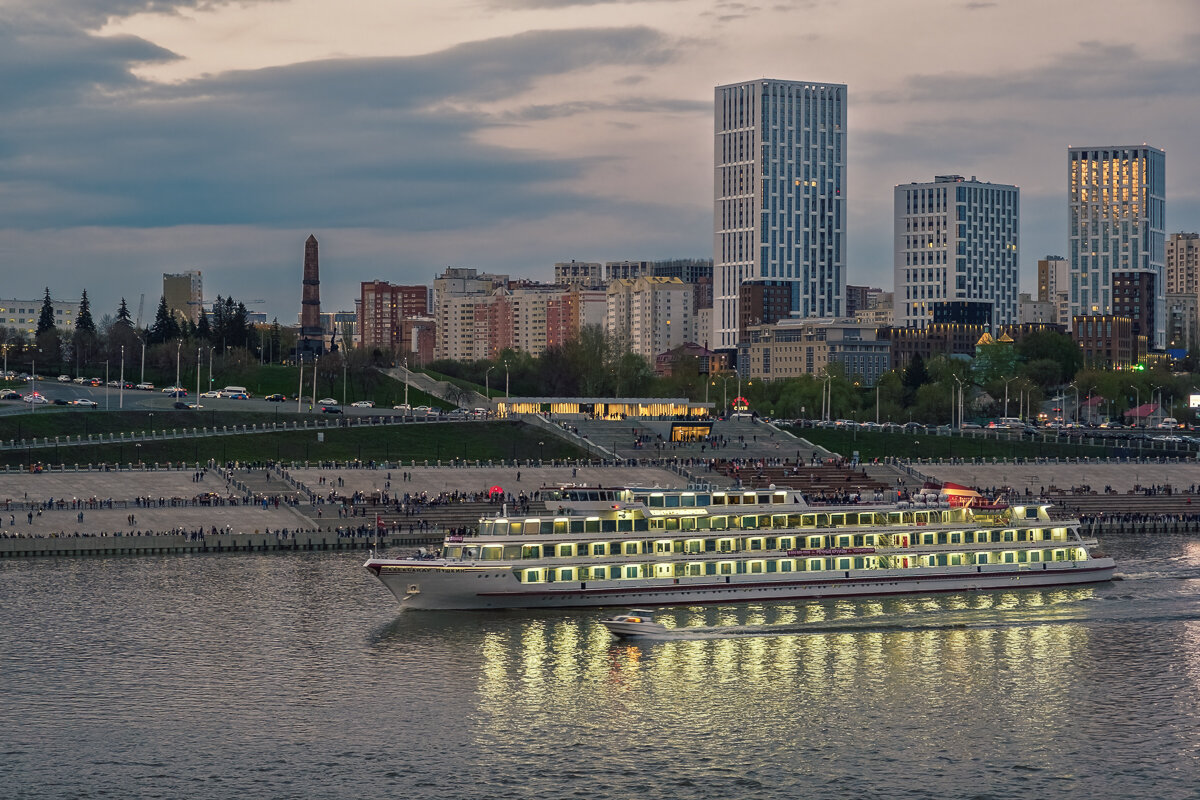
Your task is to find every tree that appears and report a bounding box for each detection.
[901,354,929,405]
[1015,329,1081,380]
[75,291,96,335]
[37,288,56,336]
[195,308,211,342]
[115,298,134,328]
[149,295,180,344]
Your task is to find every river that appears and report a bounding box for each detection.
[2,533,1198,799]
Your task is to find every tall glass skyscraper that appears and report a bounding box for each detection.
[1068,145,1166,348]
[713,79,846,352]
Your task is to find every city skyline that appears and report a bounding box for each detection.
[1,0,1198,321]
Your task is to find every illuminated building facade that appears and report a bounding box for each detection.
[714,79,846,352]
[894,175,1019,330]
[1068,145,1165,349]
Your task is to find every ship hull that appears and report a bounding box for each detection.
[366,558,1116,610]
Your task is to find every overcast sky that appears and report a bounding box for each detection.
[2,0,1198,322]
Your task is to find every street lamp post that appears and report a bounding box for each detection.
[485,365,495,401]
[1129,384,1141,427]
[403,358,409,409]
[1068,382,1079,426]
[953,375,966,429]
[104,360,109,410]
[504,361,509,400]
[175,342,182,390]
[119,345,124,409]
[196,347,201,403]
[1003,376,1017,419]
[342,359,347,407]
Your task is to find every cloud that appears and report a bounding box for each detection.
[0,26,680,230]
[488,0,686,7]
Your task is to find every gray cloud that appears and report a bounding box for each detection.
[489,0,686,7]
[0,26,679,231]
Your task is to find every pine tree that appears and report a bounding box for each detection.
[116,298,133,327]
[37,288,56,335]
[75,290,96,335]
[149,295,180,344]
[196,308,211,342]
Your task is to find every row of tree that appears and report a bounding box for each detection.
[4,289,285,376]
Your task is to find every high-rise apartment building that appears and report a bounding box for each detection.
[163,270,203,325]
[433,268,508,360]
[357,281,429,353]
[1166,232,1199,294]
[554,261,603,288]
[606,277,694,362]
[894,175,1019,330]
[1037,256,1070,330]
[713,79,846,352]
[1068,145,1166,349]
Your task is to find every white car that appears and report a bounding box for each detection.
[136,382,155,391]
[200,391,222,398]
[413,405,432,415]
[23,393,48,404]
[317,398,338,406]
[392,404,412,412]
[57,375,72,382]
[162,386,185,393]
[350,400,374,408]
[70,398,98,408]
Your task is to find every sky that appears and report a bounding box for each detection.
[2,0,1199,323]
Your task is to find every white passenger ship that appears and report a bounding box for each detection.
[363,485,1115,610]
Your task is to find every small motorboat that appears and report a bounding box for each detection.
[600,609,668,638]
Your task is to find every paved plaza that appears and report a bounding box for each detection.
[919,460,1200,495]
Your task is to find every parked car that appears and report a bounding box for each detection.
[413,405,432,415]
[136,382,155,390]
[350,400,374,408]
[1,391,22,400]
[321,405,343,414]
[70,398,98,408]
[264,393,287,402]
[392,403,412,412]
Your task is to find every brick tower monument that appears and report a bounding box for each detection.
[297,234,325,358]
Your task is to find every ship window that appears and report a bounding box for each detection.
[554,520,569,534]
[975,552,989,564]
[665,518,680,531]
[681,494,696,507]
[558,568,574,580]
[556,544,574,557]
[655,540,673,553]
[719,562,734,574]
[664,495,680,508]
[503,545,522,559]
[718,538,735,552]
[509,522,522,535]
[748,538,764,551]
[687,562,704,576]
[852,535,865,547]
[749,561,764,573]
[704,562,716,575]
[615,519,632,532]
[445,546,462,558]
[742,515,758,529]
[807,559,825,571]
[1029,551,1041,562]
[540,521,554,534]
[648,494,664,508]
[837,558,851,570]
[521,545,541,559]
[601,519,617,532]
[1003,530,1015,542]
[523,569,542,583]
[852,557,865,569]
[570,520,584,534]
[778,537,794,549]
[779,560,793,572]
[836,535,851,548]
[711,516,728,530]
[806,536,824,548]
[623,566,638,579]
[949,532,961,544]
[681,517,696,531]
[623,542,639,555]
[1003,551,1016,563]
[585,519,601,534]
[696,494,711,505]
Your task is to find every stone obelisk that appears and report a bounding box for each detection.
[297,234,325,358]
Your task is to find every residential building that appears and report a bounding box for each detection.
[357,281,429,353]
[1166,293,1198,352]
[1019,293,1056,324]
[433,268,508,360]
[1112,270,1155,348]
[1038,255,1071,329]
[546,287,607,349]
[894,175,1019,330]
[714,79,846,352]
[853,291,893,328]
[606,276,694,362]
[1068,145,1166,349]
[163,270,203,325]
[654,342,723,377]
[1166,232,1199,294]
[0,297,79,336]
[554,260,603,288]
[738,318,891,387]
[932,300,993,326]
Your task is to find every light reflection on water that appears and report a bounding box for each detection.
[2,535,1200,799]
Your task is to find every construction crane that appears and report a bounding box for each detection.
[135,293,145,327]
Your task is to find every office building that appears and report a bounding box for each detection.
[894,175,1019,330]
[0,297,79,336]
[1067,145,1166,349]
[714,79,846,352]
